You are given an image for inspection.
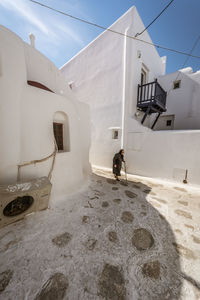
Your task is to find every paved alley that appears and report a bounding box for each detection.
[0,169,200,299]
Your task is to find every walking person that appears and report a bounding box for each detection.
[113,149,125,181]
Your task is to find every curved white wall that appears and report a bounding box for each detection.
[0,26,91,197]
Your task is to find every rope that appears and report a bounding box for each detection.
[48,140,58,180]
[17,140,57,181]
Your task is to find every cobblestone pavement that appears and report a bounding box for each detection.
[0,168,200,299]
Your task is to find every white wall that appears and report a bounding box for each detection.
[122,7,166,151]
[190,70,200,84]
[24,43,70,97]
[61,7,200,185]
[0,26,91,197]
[0,27,25,184]
[62,8,132,167]
[61,6,165,168]
[157,68,200,130]
[127,130,200,185]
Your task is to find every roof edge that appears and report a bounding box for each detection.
[60,6,136,70]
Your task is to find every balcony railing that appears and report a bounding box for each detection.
[137,80,167,113]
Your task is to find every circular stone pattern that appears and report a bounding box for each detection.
[0,270,13,293]
[142,260,160,279]
[52,232,72,248]
[112,187,118,191]
[35,273,68,300]
[82,216,90,223]
[85,238,97,250]
[125,190,137,198]
[102,201,109,208]
[121,211,134,223]
[106,178,117,185]
[98,264,126,300]
[132,228,154,250]
[108,231,118,243]
[113,198,121,204]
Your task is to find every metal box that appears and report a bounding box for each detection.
[0,177,52,228]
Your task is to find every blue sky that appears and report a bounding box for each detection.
[0,0,199,74]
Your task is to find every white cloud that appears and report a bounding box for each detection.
[0,0,49,34]
[0,0,85,46]
[55,22,84,46]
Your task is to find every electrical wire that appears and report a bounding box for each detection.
[29,0,200,60]
[135,0,175,37]
[180,35,200,69]
[166,35,200,97]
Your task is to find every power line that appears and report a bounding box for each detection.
[167,35,200,96]
[181,35,200,68]
[135,0,175,37]
[29,0,200,60]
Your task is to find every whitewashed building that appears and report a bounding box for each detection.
[155,67,200,130]
[0,26,91,200]
[61,6,200,185]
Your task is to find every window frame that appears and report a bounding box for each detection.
[53,122,64,152]
[166,120,172,127]
[140,64,149,85]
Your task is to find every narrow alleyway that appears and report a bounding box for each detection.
[0,169,200,299]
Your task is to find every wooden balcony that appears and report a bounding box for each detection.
[137,80,167,128]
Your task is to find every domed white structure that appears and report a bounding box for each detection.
[0,26,91,201]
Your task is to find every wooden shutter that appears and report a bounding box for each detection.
[53,123,64,151]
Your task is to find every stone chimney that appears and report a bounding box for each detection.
[29,33,35,48]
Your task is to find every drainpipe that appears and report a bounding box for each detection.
[121,27,129,149]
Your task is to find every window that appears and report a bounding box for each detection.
[141,64,149,85]
[53,111,70,152]
[173,80,181,89]
[141,69,147,85]
[166,120,172,127]
[53,123,64,151]
[112,130,119,140]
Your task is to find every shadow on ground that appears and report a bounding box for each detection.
[83,173,182,299]
[0,172,199,299]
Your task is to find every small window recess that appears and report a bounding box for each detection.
[166,120,172,127]
[112,130,119,140]
[53,122,64,151]
[173,80,181,89]
[53,111,70,153]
